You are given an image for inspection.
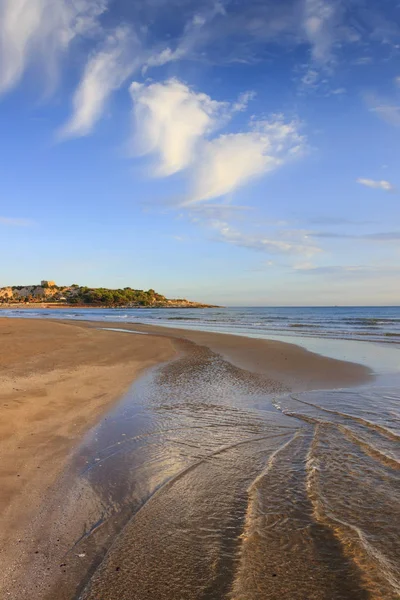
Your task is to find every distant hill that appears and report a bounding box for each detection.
[0,282,216,308]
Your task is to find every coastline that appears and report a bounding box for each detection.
[0,317,374,599]
[0,302,220,310]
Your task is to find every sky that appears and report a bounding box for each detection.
[0,0,399,306]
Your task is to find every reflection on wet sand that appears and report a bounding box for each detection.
[23,343,399,600]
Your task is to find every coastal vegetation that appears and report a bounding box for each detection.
[0,281,214,308]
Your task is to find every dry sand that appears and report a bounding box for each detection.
[0,318,176,578]
[0,317,372,599]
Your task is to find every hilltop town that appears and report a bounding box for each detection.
[0,281,216,308]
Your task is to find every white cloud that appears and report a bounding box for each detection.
[357,178,396,192]
[188,117,305,203]
[129,79,227,176]
[0,216,34,226]
[129,79,305,201]
[60,27,138,138]
[0,0,107,94]
[143,47,185,71]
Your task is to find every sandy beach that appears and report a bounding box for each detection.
[0,318,176,592]
[2,317,395,600]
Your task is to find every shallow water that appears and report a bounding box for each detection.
[34,343,399,600]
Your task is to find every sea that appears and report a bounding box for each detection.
[3,306,400,599]
[3,304,400,343]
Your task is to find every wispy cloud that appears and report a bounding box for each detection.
[142,2,226,72]
[0,0,107,95]
[303,0,340,64]
[143,0,360,69]
[208,221,321,257]
[357,178,396,192]
[0,216,34,226]
[232,91,256,112]
[1,0,397,103]
[60,26,139,138]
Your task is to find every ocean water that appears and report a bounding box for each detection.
[3,305,400,344]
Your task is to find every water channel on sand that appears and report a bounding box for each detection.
[16,338,400,600]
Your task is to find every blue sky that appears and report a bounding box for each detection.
[0,0,399,305]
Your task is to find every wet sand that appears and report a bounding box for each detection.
[82,320,373,391]
[77,337,399,600]
[0,318,378,600]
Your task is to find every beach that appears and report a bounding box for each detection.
[1,317,399,600]
[0,318,176,596]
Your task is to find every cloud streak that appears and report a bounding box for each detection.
[303,0,339,63]
[60,26,139,138]
[357,178,396,192]
[209,221,321,257]
[0,0,107,94]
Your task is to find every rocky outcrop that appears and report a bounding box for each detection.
[0,287,13,300]
[8,286,56,299]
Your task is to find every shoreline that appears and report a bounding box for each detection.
[79,320,373,391]
[0,317,373,599]
[2,305,400,347]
